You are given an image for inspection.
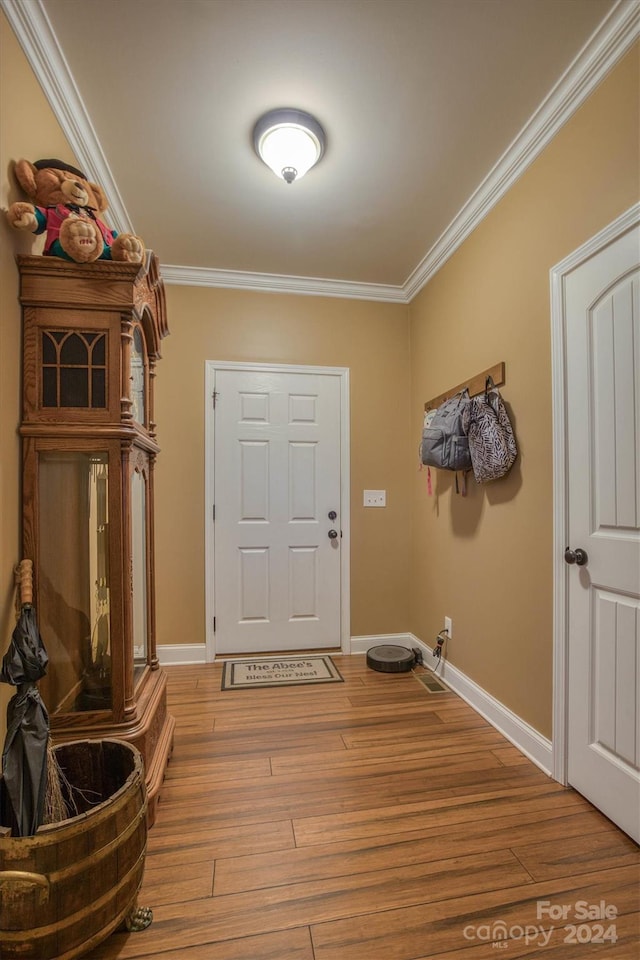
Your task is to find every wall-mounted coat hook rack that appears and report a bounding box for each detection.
[424,361,505,411]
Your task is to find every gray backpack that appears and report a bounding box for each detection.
[421,389,472,472]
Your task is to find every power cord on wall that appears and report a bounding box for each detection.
[410,630,448,675]
[432,629,448,672]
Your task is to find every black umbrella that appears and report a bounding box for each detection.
[1,559,49,836]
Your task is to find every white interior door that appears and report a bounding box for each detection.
[564,222,640,842]
[212,366,344,655]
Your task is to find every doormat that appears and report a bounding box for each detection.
[221,655,343,690]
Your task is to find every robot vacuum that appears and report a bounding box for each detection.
[366,645,416,673]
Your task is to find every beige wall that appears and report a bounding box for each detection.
[409,44,640,738]
[1,7,638,752]
[0,12,82,743]
[154,286,412,647]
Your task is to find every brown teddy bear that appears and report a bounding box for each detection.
[6,158,145,264]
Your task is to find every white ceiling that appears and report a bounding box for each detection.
[4,0,633,299]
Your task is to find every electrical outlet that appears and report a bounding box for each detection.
[364,490,386,507]
[444,616,452,639]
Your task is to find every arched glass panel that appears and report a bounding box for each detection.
[41,330,107,409]
[60,333,88,365]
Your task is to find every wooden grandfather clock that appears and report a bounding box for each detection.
[17,252,175,824]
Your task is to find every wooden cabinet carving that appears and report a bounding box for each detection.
[17,253,175,824]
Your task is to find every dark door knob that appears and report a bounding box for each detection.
[328,510,337,520]
[564,547,588,566]
[328,529,338,539]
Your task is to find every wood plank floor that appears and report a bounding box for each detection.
[86,656,639,960]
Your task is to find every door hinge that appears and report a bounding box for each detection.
[213,616,216,633]
[212,504,215,522]
[212,390,219,408]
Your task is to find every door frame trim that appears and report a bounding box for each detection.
[549,202,639,784]
[204,360,350,662]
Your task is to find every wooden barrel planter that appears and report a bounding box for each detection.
[0,738,150,960]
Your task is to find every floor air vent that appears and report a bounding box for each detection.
[416,672,448,693]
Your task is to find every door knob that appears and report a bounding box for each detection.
[328,510,337,520]
[328,529,338,539]
[564,546,588,566]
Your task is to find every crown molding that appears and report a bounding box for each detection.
[3,0,638,304]
[403,0,640,301]
[159,263,407,302]
[0,0,134,235]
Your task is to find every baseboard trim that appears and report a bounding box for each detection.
[407,634,553,776]
[160,635,414,664]
[161,635,414,663]
[158,643,207,665]
[352,632,552,776]
[158,632,553,774]
[349,633,416,655]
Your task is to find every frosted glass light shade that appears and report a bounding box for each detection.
[253,109,325,183]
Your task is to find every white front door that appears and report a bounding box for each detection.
[563,219,640,841]
[210,365,345,655]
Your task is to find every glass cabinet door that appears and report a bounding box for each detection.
[131,466,148,677]
[37,451,112,713]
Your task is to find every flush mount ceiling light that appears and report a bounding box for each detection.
[253,108,326,184]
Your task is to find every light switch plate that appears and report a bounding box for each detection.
[364,490,386,507]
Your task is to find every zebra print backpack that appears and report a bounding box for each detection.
[461,377,517,482]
